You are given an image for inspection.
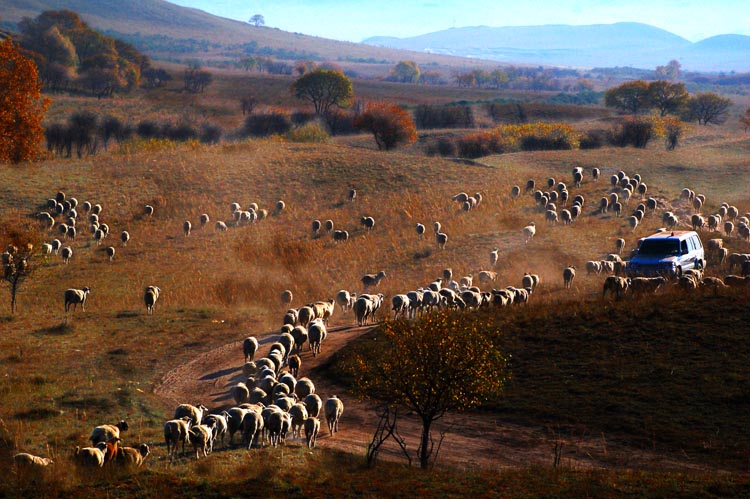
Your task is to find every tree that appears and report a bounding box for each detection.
[740,108,750,132]
[347,312,508,468]
[0,38,50,164]
[655,59,681,81]
[604,80,650,114]
[490,68,509,89]
[647,80,689,117]
[291,69,353,116]
[249,14,265,27]
[390,61,421,83]
[686,92,732,125]
[354,102,417,151]
[1,224,38,314]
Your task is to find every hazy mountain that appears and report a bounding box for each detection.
[365,23,750,72]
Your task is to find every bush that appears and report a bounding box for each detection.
[607,118,654,148]
[163,123,197,142]
[199,124,223,144]
[285,123,329,143]
[414,104,474,129]
[136,120,160,139]
[242,113,292,138]
[324,109,358,136]
[455,122,580,158]
[291,111,317,125]
[579,130,604,149]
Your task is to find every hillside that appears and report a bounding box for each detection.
[365,22,750,72]
[0,0,498,70]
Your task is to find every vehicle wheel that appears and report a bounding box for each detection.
[675,266,682,277]
[696,259,704,270]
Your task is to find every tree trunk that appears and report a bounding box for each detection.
[419,418,432,469]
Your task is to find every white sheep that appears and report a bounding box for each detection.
[199,213,210,228]
[308,319,327,357]
[281,289,293,307]
[435,232,448,249]
[144,286,161,315]
[348,188,357,202]
[490,248,499,267]
[64,287,90,312]
[13,452,54,481]
[105,246,115,262]
[391,294,410,319]
[361,271,387,290]
[114,443,150,469]
[61,246,73,264]
[522,222,536,244]
[335,289,356,313]
[304,416,321,448]
[174,403,208,426]
[324,395,344,435]
[361,216,375,230]
[188,424,213,460]
[90,420,129,445]
[478,270,497,285]
[415,223,426,239]
[215,221,228,232]
[433,221,441,234]
[243,336,259,362]
[120,231,130,246]
[144,204,154,217]
[563,266,576,289]
[183,220,192,237]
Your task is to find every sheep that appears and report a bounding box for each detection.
[90,420,129,445]
[174,403,208,426]
[290,325,308,353]
[14,452,54,481]
[243,336,259,362]
[522,222,536,244]
[435,232,448,249]
[335,289,356,313]
[231,382,250,405]
[629,277,666,295]
[586,261,603,275]
[50,239,62,256]
[478,270,497,285]
[562,266,576,289]
[118,230,130,247]
[64,287,91,312]
[691,214,705,231]
[324,395,344,435]
[353,294,378,326]
[460,274,473,288]
[361,271,387,290]
[203,412,229,449]
[627,216,639,233]
[215,221,228,232]
[452,192,469,204]
[312,298,335,324]
[289,403,309,439]
[602,276,631,300]
[144,286,161,315]
[112,443,150,471]
[332,229,349,242]
[348,188,357,202]
[599,197,609,214]
[511,185,521,199]
[391,294,410,319]
[241,410,264,448]
[60,244,73,262]
[545,210,558,225]
[104,246,115,262]
[724,275,750,287]
[361,216,375,230]
[297,306,315,328]
[74,444,107,468]
[324,219,334,233]
[281,289,293,307]
[66,225,76,240]
[701,277,728,295]
[183,220,192,237]
[188,425,213,460]
[288,354,302,377]
[725,221,734,238]
[295,377,315,399]
[308,319,327,356]
[303,416,321,449]
[612,202,623,218]
[489,248,499,267]
[267,411,291,447]
[718,248,729,266]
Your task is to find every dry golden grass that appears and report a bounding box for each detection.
[2,89,750,495]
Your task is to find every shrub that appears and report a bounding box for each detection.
[163,123,197,142]
[354,102,417,151]
[579,130,604,149]
[136,120,160,139]
[607,118,654,148]
[324,109,358,136]
[291,111,317,125]
[285,123,329,143]
[242,112,292,138]
[199,124,223,144]
[456,122,579,158]
[426,137,457,157]
[414,104,474,129]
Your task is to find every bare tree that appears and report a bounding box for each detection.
[686,92,733,125]
[249,14,265,27]
[1,226,38,314]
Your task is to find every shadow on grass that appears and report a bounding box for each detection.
[34,323,75,335]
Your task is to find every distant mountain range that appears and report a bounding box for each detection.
[3,1,748,72]
[364,23,750,72]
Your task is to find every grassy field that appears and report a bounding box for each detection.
[2,68,750,496]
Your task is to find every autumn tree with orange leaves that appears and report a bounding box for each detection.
[347,311,508,468]
[0,38,49,164]
[354,102,417,151]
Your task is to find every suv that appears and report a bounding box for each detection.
[627,231,705,278]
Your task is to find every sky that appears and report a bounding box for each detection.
[167,0,749,42]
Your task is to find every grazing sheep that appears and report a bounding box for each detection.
[64,287,90,312]
[243,336,259,362]
[291,326,309,353]
[361,271,387,290]
[13,452,54,481]
[90,420,129,445]
[183,220,192,237]
[332,229,349,242]
[478,270,497,285]
[174,403,208,426]
[295,377,316,399]
[629,277,666,294]
[275,200,286,213]
[114,443,150,470]
[215,220,228,232]
[144,204,154,217]
[267,411,291,447]
[489,248,499,267]
[308,319,327,356]
[281,289,293,307]
[522,222,536,244]
[391,294,411,319]
[586,261,602,275]
[198,213,210,228]
[701,276,728,295]
[435,231,448,249]
[602,276,631,300]
[324,220,334,233]
[120,231,130,246]
[725,221,734,237]
[562,266,576,289]
[511,185,521,199]
[311,219,322,236]
[627,216,639,232]
[615,238,626,255]
[61,246,73,264]
[433,221,441,234]
[361,216,375,230]
[348,188,357,202]
[105,246,116,262]
[324,396,344,435]
[74,444,107,468]
[144,286,161,315]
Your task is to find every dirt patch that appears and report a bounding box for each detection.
[154,318,708,471]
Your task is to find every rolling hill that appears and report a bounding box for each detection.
[364,22,750,72]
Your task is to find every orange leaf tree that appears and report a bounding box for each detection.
[354,102,417,151]
[348,311,508,468]
[0,38,49,164]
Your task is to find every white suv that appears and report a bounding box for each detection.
[627,231,705,278]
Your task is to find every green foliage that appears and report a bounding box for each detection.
[605,80,650,114]
[291,69,353,116]
[285,123,329,143]
[647,80,689,117]
[389,60,421,84]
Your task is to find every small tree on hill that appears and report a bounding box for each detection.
[354,102,417,151]
[390,61,421,84]
[1,224,38,314]
[686,92,732,125]
[291,69,353,116]
[604,80,650,114]
[740,108,750,132]
[249,14,265,27]
[0,38,50,164]
[347,312,508,469]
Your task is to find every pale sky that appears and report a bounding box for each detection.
[168,0,749,42]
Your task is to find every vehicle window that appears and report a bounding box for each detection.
[692,236,701,249]
[686,238,694,251]
[638,240,680,255]
[681,240,689,254]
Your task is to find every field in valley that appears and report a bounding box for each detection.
[2,70,750,497]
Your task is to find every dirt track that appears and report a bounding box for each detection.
[154,319,703,470]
